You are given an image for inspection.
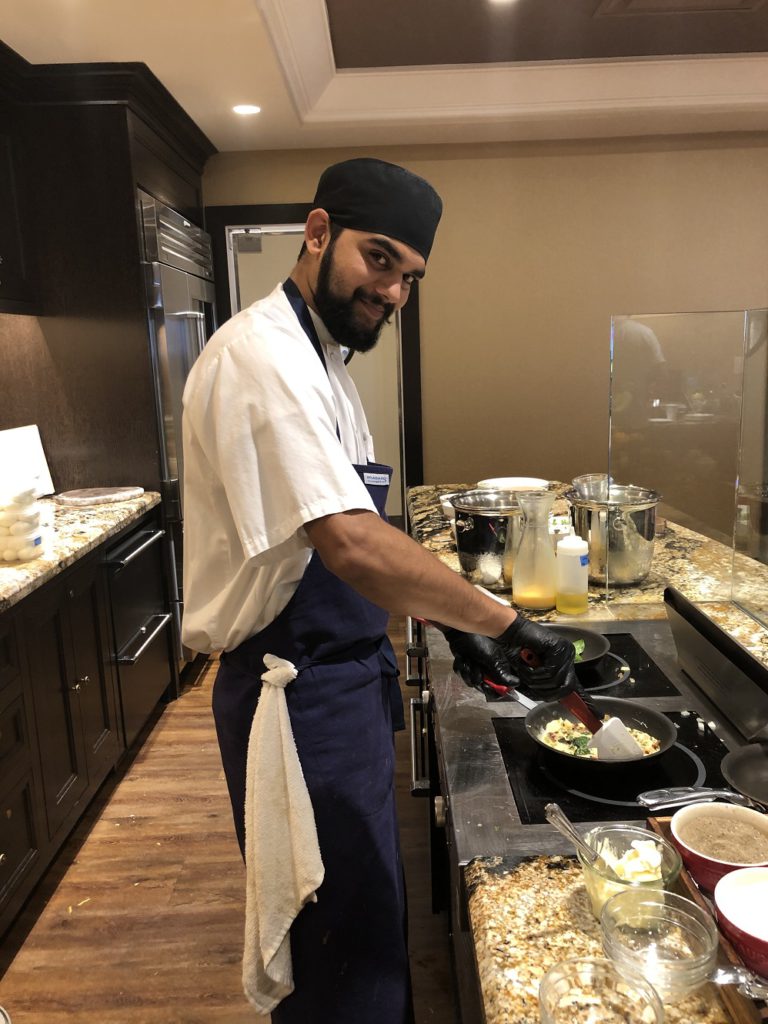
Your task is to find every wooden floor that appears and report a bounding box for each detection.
[0,619,458,1023]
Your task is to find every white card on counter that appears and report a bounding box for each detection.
[0,425,55,500]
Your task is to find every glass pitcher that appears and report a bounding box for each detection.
[512,490,556,610]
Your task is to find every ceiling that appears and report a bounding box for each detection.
[2,0,768,152]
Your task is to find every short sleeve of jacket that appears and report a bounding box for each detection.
[183,301,377,561]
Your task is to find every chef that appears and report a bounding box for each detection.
[181,157,577,1024]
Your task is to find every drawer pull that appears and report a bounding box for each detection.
[117,613,171,665]
[0,853,6,865]
[107,529,165,570]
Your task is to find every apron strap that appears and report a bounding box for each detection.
[283,277,327,371]
[282,277,340,441]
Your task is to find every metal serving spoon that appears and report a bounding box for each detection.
[544,802,600,864]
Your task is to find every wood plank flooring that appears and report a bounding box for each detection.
[0,619,458,1023]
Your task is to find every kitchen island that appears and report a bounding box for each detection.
[407,483,768,1024]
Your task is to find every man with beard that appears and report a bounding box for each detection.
[181,158,576,1024]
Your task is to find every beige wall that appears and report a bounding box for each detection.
[203,135,768,487]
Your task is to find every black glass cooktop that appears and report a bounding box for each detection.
[576,633,679,697]
[493,710,730,824]
[484,633,679,703]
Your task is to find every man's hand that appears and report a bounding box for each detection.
[441,614,581,703]
[495,615,577,699]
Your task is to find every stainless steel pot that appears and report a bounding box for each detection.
[565,484,661,586]
[450,489,522,592]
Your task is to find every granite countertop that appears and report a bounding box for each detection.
[407,483,768,670]
[0,492,161,613]
[466,855,735,1024]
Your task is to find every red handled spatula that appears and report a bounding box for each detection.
[523,652,644,760]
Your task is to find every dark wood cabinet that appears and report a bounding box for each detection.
[0,773,43,921]
[0,43,216,493]
[0,506,175,940]
[22,554,122,843]
[66,557,122,783]
[23,571,90,841]
[0,616,45,933]
[0,102,36,313]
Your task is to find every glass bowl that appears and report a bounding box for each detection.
[538,956,664,1024]
[601,889,719,1003]
[576,823,682,919]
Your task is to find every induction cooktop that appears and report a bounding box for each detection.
[493,710,729,824]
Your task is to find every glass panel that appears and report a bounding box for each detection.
[733,309,768,627]
[609,311,747,604]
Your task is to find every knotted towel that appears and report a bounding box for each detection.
[242,653,325,1014]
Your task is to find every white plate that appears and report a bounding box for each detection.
[477,476,548,491]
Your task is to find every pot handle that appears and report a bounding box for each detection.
[454,515,474,533]
[637,786,757,810]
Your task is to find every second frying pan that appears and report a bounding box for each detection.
[722,743,768,808]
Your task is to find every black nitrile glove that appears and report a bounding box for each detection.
[440,615,597,712]
[496,615,576,698]
[443,631,520,701]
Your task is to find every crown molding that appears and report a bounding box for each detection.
[257,0,768,138]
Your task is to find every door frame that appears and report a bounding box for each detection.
[204,203,424,488]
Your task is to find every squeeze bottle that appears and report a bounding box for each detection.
[555,530,589,615]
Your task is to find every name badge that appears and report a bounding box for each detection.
[364,472,390,487]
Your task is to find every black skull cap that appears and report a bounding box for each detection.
[312,157,443,261]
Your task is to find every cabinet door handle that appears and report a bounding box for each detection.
[0,853,6,865]
[70,675,89,693]
[106,529,165,569]
[117,613,171,665]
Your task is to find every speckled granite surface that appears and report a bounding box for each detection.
[466,855,735,1024]
[0,493,161,613]
[407,484,768,669]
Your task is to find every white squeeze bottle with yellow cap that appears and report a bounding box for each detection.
[556,529,589,615]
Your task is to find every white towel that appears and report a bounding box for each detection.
[242,653,325,1014]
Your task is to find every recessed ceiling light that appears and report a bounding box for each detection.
[233,104,261,116]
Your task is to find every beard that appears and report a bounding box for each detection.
[313,236,394,353]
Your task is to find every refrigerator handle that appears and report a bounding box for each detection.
[167,310,207,366]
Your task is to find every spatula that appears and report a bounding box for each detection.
[525,658,644,760]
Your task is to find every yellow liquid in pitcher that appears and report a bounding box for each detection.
[513,588,555,611]
[556,591,589,615]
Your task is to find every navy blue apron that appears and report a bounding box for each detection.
[212,279,412,1024]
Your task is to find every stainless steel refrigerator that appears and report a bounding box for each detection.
[138,190,216,667]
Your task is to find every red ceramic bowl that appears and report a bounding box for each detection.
[669,803,768,893]
[714,867,768,978]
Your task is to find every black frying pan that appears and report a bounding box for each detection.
[544,624,610,669]
[722,743,768,808]
[525,695,678,767]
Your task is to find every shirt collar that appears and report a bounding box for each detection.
[307,306,341,351]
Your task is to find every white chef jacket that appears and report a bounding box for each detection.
[181,283,378,653]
